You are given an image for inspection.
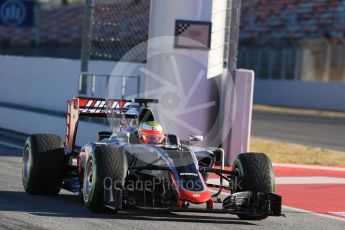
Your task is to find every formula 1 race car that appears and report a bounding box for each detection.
[22,97,282,220]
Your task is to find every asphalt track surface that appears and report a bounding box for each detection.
[0,129,345,229]
[252,110,345,152]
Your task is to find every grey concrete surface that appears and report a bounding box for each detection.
[252,110,345,152]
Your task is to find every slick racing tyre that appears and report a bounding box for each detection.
[231,152,275,220]
[83,145,128,212]
[22,134,65,195]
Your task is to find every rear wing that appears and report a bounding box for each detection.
[78,97,137,118]
[65,97,158,151]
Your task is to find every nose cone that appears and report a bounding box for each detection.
[178,188,212,204]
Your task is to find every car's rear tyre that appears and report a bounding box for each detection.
[232,152,275,220]
[22,134,65,195]
[83,145,128,212]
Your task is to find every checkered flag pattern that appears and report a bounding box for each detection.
[177,23,191,35]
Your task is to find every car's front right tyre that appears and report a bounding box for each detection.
[22,134,65,195]
[230,152,275,220]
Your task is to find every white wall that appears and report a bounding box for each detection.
[0,106,109,145]
[230,69,254,163]
[0,55,144,112]
[0,55,145,145]
[0,56,79,112]
[208,0,227,78]
[254,80,345,111]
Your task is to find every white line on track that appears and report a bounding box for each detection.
[273,163,345,172]
[276,176,345,184]
[283,205,345,222]
[0,141,23,150]
[329,212,345,218]
[209,176,345,185]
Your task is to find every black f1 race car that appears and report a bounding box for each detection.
[22,97,282,220]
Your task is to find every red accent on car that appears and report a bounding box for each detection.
[169,169,213,208]
[79,98,89,107]
[177,189,213,206]
[119,100,125,108]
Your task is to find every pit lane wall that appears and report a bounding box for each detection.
[254,80,345,111]
[0,55,144,145]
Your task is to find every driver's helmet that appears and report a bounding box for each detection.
[138,121,164,144]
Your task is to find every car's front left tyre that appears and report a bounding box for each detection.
[83,145,128,212]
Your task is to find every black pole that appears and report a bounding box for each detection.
[80,0,94,95]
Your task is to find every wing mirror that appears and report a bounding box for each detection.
[189,135,204,142]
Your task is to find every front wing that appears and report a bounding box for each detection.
[223,191,282,217]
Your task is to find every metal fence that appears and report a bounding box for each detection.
[78,72,140,98]
[79,0,151,94]
[88,0,150,62]
[0,0,150,60]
